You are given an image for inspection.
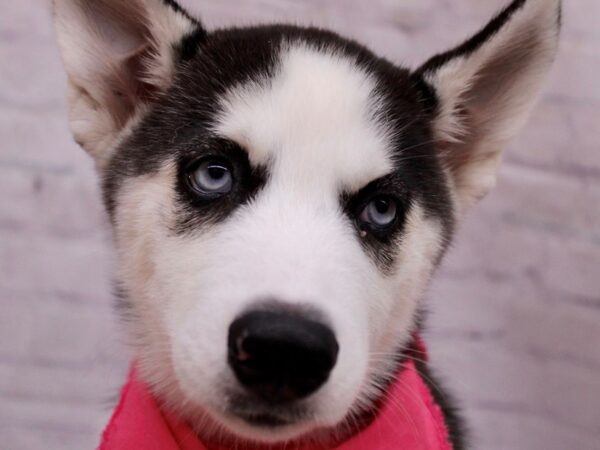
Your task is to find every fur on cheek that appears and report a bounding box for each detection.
[112,164,187,404]
[357,204,446,409]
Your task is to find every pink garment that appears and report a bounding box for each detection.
[99,354,451,450]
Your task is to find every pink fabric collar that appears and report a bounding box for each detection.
[99,354,451,450]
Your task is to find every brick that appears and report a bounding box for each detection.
[0,167,107,238]
[0,234,113,304]
[508,97,600,176]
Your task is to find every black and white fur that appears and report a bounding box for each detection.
[52,0,560,448]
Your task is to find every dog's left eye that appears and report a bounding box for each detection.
[359,196,398,230]
[188,158,233,196]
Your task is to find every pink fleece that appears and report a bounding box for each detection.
[99,356,451,450]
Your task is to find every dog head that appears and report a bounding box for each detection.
[53,0,560,445]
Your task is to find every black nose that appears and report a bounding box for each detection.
[228,309,339,403]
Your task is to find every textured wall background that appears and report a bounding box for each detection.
[1,1,598,449]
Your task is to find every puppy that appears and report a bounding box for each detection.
[52,0,560,448]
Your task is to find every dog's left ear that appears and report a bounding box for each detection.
[416,0,561,212]
[52,0,204,165]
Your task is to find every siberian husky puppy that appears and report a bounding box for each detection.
[52,0,560,448]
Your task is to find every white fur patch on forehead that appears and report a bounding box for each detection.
[214,44,394,193]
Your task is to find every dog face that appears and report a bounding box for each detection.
[53,0,560,445]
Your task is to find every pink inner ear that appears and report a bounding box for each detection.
[415,0,560,210]
[82,2,157,126]
[66,0,179,128]
[102,43,160,128]
[84,0,151,57]
[53,0,199,159]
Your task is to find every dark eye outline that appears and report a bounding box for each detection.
[185,156,234,200]
[343,174,409,242]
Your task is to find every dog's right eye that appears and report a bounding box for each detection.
[188,158,233,197]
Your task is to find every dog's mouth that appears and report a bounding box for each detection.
[234,411,292,427]
[226,393,312,429]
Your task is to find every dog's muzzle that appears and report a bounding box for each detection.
[228,308,339,405]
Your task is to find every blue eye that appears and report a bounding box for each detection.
[189,158,233,196]
[359,196,398,229]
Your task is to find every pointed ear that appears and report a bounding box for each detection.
[416,0,561,212]
[52,0,204,164]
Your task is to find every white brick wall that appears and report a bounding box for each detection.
[1,1,598,449]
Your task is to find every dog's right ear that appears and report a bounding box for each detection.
[415,0,560,213]
[52,0,204,164]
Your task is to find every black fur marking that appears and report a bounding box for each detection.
[340,102,454,273]
[416,0,528,76]
[412,355,469,450]
[161,0,202,26]
[103,23,455,255]
[178,27,208,61]
[342,175,412,273]
[347,48,455,270]
[102,26,281,216]
[173,138,267,234]
[409,72,439,115]
[409,309,468,449]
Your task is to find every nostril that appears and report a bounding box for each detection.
[228,309,339,403]
[232,329,251,362]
